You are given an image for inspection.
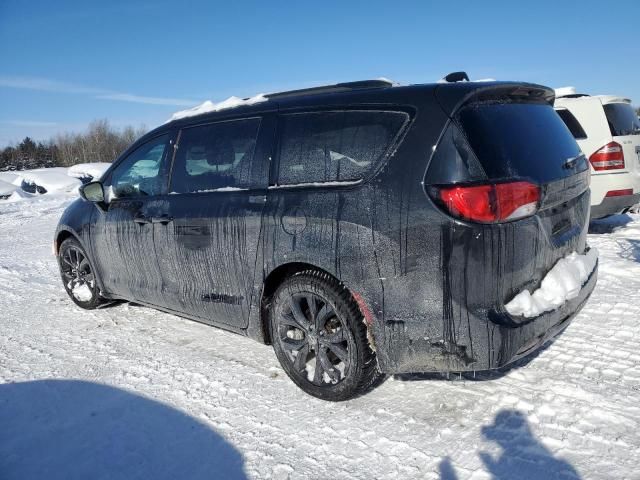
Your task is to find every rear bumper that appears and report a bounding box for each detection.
[378,262,598,374]
[590,172,635,207]
[591,193,640,219]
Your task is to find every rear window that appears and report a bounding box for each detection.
[556,108,587,139]
[457,103,586,183]
[603,103,640,136]
[277,110,408,185]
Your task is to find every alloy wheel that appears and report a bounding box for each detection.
[276,292,350,386]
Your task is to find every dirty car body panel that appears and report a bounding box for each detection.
[55,80,597,376]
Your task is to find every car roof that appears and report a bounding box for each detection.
[137,79,553,145]
[594,95,632,105]
[555,93,633,106]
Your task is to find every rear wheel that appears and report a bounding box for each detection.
[269,270,382,401]
[58,237,103,309]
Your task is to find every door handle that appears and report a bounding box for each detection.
[133,215,151,224]
[151,215,174,225]
[249,195,266,204]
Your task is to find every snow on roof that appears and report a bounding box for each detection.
[376,77,401,86]
[168,94,268,122]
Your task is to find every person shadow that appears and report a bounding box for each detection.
[439,409,580,480]
[0,379,247,480]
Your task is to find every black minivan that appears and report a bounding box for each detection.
[55,77,597,400]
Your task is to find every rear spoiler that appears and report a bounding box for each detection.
[434,82,555,117]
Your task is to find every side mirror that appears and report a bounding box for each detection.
[80,181,105,203]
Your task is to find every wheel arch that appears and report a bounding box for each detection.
[54,228,77,255]
[258,262,375,347]
[54,227,106,295]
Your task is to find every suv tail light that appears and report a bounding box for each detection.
[589,142,625,171]
[431,181,540,223]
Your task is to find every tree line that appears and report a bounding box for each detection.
[0,119,147,171]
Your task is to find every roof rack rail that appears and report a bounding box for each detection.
[265,79,394,99]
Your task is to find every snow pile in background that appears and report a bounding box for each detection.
[555,86,577,98]
[6,188,33,202]
[169,94,267,122]
[20,168,82,193]
[505,248,599,318]
[0,164,113,202]
[0,179,17,197]
[67,163,111,181]
[0,171,22,186]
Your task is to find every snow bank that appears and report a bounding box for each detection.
[0,172,22,186]
[67,163,111,181]
[169,94,267,122]
[0,179,17,197]
[6,188,34,202]
[20,169,82,194]
[505,249,598,318]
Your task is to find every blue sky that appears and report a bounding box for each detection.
[1,0,638,147]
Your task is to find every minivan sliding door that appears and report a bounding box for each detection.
[153,115,275,329]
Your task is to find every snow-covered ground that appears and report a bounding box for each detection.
[1,194,639,480]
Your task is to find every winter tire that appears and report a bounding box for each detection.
[270,270,382,401]
[58,237,104,309]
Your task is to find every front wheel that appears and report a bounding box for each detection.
[269,270,382,401]
[58,237,103,309]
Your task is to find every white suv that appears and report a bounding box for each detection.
[555,91,640,218]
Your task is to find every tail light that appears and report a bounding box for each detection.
[432,181,540,223]
[605,189,633,197]
[589,142,624,171]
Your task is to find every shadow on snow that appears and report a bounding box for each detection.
[439,409,580,480]
[0,379,247,480]
[588,213,634,234]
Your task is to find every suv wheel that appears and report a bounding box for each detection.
[270,270,382,401]
[58,237,103,309]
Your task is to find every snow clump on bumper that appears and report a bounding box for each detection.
[505,248,599,318]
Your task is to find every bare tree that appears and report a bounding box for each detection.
[53,119,147,166]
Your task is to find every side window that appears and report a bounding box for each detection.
[105,134,170,201]
[277,110,408,185]
[171,118,261,193]
[556,108,587,140]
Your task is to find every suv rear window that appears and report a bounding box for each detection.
[457,102,586,183]
[603,103,640,136]
[277,110,408,185]
[556,108,587,139]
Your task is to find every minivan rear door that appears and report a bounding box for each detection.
[430,84,591,293]
[152,115,275,329]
